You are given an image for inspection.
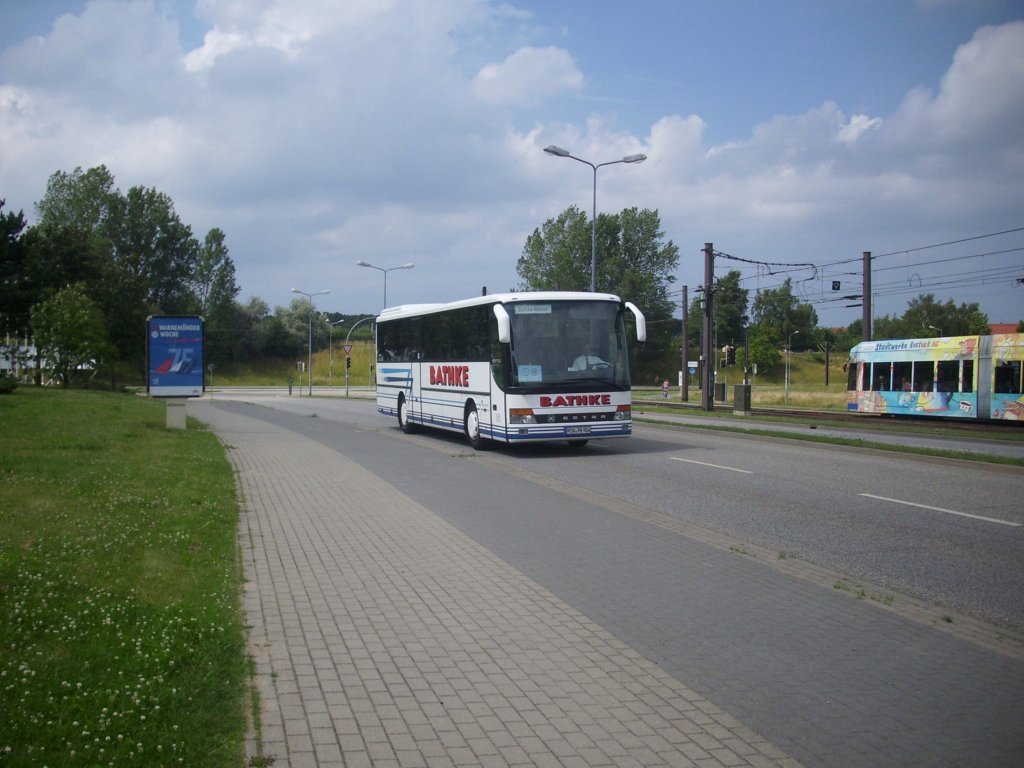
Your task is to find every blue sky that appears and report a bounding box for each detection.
[1,0,1022,329]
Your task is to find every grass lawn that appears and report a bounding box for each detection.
[0,388,248,767]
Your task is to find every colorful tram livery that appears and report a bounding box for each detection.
[846,333,1024,421]
[375,292,647,447]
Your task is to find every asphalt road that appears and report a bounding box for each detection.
[199,392,1024,768]
[214,391,1024,633]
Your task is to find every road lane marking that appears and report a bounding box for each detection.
[671,457,752,474]
[859,493,1021,527]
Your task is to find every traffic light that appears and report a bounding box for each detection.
[346,356,351,369]
[726,346,736,366]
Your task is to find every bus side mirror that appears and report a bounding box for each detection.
[625,302,647,342]
[493,304,511,344]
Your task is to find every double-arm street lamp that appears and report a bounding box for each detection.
[357,261,414,310]
[344,316,376,398]
[291,287,329,396]
[543,145,647,292]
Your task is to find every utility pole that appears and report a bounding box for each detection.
[862,251,872,341]
[681,286,689,401]
[701,243,715,412]
[819,336,834,386]
[743,327,750,385]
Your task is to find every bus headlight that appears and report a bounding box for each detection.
[614,405,630,421]
[510,408,536,424]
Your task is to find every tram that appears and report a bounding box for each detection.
[846,333,1023,421]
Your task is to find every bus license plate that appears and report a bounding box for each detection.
[565,426,592,435]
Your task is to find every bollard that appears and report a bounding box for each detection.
[165,398,187,429]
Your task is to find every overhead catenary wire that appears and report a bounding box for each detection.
[672,228,1023,322]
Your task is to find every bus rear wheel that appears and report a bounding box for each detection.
[465,405,486,450]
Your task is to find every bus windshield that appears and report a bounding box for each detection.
[505,300,630,391]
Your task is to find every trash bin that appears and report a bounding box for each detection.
[714,382,726,402]
[733,384,752,415]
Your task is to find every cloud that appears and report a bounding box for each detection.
[664,21,1024,231]
[0,0,190,118]
[836,114,883,143]
[473,46,582,106]
[0,3,1020,322]
[889,21,1024,149]
[185,0,401,71]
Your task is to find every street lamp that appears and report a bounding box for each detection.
[928,325,942,337]
[785,330,799,403]
[329,319,345,388]
[291,287,329,396]
[356,261,414,310]
[543,144,647,292]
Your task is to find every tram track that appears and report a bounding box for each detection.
[633,394,1023,434]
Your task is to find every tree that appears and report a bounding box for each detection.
[31,284,111,388]
[35,165,119,233]
[711,270,748,347]
[107,185,200,313]
[746,324,782,374]
[516,206,591,292]
[191,228,241,363]
[751,278,818,348]
[30,166,220,376]
[192,229,239,317]
[516,206,679,381]
[872,293,990,340]
[0,200,32,337]
[233,297,271,359]
[605,207,678,318]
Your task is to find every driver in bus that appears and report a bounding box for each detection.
[571,343,606,371]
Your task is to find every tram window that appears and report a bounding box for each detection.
[871,362,891,391]
[995,361,1022,394]
[962,360,974,393]
[915,361,935,391]
[893,362,912,391]
[847,362,859,390]
[937,360,959,392]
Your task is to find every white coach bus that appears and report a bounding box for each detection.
[375,291,647,448]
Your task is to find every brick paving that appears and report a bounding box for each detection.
[191,400,802,767]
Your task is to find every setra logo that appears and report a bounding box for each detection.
[430,364,470,387]
[539,394,611,407]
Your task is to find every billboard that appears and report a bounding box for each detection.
[147,316,204,397]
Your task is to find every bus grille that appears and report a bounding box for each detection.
[538,412,614,424]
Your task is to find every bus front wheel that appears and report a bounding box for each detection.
[398,395,417,434]
[465,405,486,450]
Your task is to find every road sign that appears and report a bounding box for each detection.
[342,344,353,354]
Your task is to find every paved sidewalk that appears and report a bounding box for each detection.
[191,401,802,767]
